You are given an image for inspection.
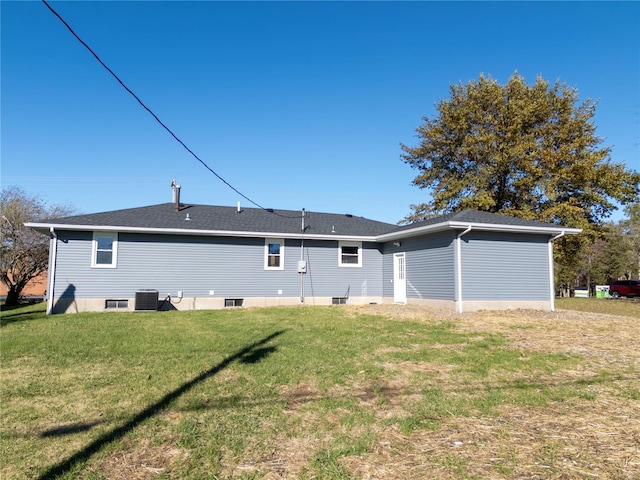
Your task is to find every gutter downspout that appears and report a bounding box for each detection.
[548,231,565,312]
[47,227,58,315]
[456,226,472,313]
[300,208,305,304]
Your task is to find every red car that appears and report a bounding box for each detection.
[609,280,640,298]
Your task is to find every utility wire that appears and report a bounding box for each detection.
[41,0,301,219]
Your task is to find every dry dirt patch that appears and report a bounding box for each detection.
[337,305,640,479]
[357,304,639,361]
[92,439,185,479]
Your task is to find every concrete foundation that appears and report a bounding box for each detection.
[51,295,386,314]
[50,296,552,314]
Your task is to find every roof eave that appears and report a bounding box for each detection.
[375,221,582,242]
[26,220,582,243]
[24,222,378,242]
[447,221,582,235]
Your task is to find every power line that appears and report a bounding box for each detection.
[41,0,300,219]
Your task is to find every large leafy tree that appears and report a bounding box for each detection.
[401,72,640,288]
[401,72,639,227]
[0,187,73,306]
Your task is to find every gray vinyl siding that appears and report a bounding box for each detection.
[51,232,383,301]
[382,248,393,298]
[383,231,455,300]
[303,240,382,298]
[460,232,549,300]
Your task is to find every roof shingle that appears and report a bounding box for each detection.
[43,203,396,237]
[34,204,576,238]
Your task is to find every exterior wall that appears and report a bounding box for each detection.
[47,228,553,314]
[383,230,551,310]
[50,232,383,313]
[383,231,456,301]
[460,231,550,301]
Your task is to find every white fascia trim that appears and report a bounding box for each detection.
[447,221,582,235]
[376,221,581,242]
[25,221,582,244]
[24,223,377,242]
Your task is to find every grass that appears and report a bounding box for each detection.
[1,302,638,479]
[556,296,640,318]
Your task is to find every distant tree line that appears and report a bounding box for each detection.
[572,203,640,293]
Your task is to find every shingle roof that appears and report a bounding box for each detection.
[390,209,566,232]
[32,204,577,239]
[41,203,396,237]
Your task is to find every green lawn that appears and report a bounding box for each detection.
[1,303,638,479]
[556,297,640,319]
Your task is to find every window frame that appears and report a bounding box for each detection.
[338,240,362,268]
[105,299,129,309]
[92,232,118,268]
[264,238,284,270]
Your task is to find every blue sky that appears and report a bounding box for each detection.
[2,1,639,224]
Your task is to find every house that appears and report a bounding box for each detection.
[26,202,581,314]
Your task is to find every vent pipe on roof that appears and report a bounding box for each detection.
[171,179,181,211]
[237,201,241,213]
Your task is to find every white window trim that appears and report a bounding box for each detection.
[92,232,118,268]
[264,238,284,270]
[338,240,362,268]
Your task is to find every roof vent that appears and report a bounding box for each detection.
[171,179,181,211]
[345,214,353,218]
[185,213,191,221]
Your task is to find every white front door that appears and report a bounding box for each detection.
[393,252,407,303]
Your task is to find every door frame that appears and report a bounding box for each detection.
[393,252,407,304]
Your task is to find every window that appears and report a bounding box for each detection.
[264,238,284,270]
[92,232,118,268]
[105,299,128,309]
[339,241,362,267]
[225,298,244,307]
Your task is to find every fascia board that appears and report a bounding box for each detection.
[24,222,377,242]
[375,221,582,242]
[26,220,582,243]
[447,221,582,235]
[375,223,451,242]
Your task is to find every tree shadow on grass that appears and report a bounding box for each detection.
[239,345,278,364]
[40,421,104,438]
[37,329,287,480]
[0,303,46,326]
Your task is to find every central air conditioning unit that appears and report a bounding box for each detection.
[135,289,159,311]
